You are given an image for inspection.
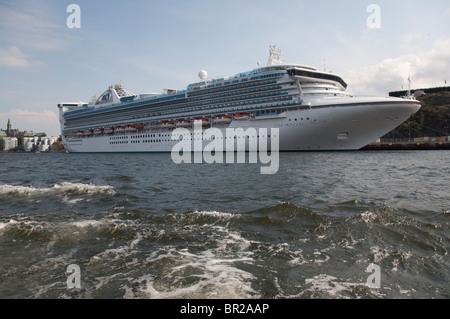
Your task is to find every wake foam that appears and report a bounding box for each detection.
[0,182,115,197]
[121,218,259,299]
[124,248,258,299]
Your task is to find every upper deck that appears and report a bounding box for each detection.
[59,46,351,135]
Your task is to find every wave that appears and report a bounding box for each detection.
[122,225,259,299]
[240,202,329,237]
[0,219,51,240]
[2,201,448,299]
[0,182,115,197]
[125,252,258,299]
[287,273,386,299]
[0,218,133,241]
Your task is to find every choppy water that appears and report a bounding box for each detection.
[0,151,448,299]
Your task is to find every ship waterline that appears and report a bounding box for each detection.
[59,47,420,152]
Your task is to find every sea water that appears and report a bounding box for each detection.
[0,151,448,298]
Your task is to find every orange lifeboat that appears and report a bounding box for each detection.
[235,113,248,120]
[161,121,175,128]
[124,125,137,132]
[213,116,232,124]
[176,120,191,127]
[194,118,209,126]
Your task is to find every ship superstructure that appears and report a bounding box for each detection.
[58,46,420,152]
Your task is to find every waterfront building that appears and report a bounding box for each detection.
[0,137,18,151]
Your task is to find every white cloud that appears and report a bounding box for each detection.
[346,37,450,96]
[0,46,35,68]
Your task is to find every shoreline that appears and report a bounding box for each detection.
[361,141,450,151]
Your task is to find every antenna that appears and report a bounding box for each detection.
[408,75,411,97]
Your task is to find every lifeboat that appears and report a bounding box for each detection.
[161,121,175,128]
[213,116,232,124]
[235,113,248,120]
[194,118,209,126]
[76,131,84,136]
[104,127,114,134]
[84,130,93,135]
[124,125,137,132]
[136,125,144,130]
[176,120,191,127]
[93,128,103,135]
[115,126,125,133]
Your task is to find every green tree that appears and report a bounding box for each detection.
[384,91,450,138]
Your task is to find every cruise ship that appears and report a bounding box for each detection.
[58,46,420,152]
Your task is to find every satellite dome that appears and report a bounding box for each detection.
[198,70,207,80]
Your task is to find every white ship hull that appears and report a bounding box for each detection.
[62,97,420,153]
[59,47,421,153]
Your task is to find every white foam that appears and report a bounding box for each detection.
[192,210,238,221]
[61,196,84,205]
[70,220,107,229]
[0,184,41,196]
[123,223,259,299]
[129,258,258,299]
[291,274,387,299]
[53,182,115,195]
[303,274,358,297]
[0,219,18,231]
[0,219,45,237]
[361,211,377,225]
[0,182,115,197]
[370,246,391,263]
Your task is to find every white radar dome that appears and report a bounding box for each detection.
[198,70,207,80]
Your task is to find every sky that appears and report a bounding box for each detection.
[0,0,449,136]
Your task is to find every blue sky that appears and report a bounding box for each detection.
[1,0,449,136]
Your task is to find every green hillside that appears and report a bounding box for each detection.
[384,91,450,139]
